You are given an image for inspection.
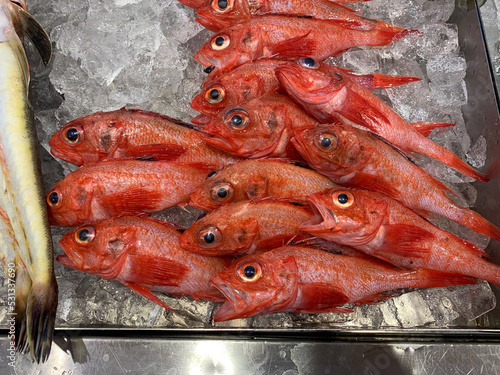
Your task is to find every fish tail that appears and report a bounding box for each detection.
[26,278,58,363]
[14,264,31,353]
[421,140,488,181]
[369,21,408,46]
[447,205,500,241]
[411,268,477,289]
[353,73,421,89]
[410,122,455,137]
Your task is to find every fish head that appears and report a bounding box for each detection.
[57,221,133,279]
[49,111,122,165]
[196,0,251,31]
[201,96,290,158]
[212,253,299,321]
[300,188,388,246]
[189,167,240,210]
[275,58,347,107]
[291,123,370,173]
[190,80,231,117]
[179,209,260,256]
[46,177,93,227]
[194,26,258,70]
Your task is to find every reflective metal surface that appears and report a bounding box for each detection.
[1,335,500,374]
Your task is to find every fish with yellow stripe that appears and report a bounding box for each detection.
[0,0,57,363]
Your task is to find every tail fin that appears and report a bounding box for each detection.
[413,268,476,289]
[369,22,409,46]
[427,142,488,181]
[26,279,58,363]
[352,73,421,89]
[411,122,455,137]
[14,265,31,354]
[450,206,500,241]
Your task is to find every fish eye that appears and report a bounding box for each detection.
[333,191,354,208]
[211,34,230,50]
[197,225,222,248]
[212,0,233,12]
[314,133,338,150]
[204,86,225,104]
[299,57,319,69]
[238,263,263,282]
[47,189,62,207]
[225,109,250,130]
[63,125,84,144]
[210,181,234,203]
[74,226,95,244]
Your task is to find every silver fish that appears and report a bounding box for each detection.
[0,0,57,363]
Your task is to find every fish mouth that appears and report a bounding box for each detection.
[194,50,218,68]
[191,113,213,125]
[275,64,334,105]
[212,276,254,321]
[195,15,227,32]
[49,145,84,166]
[201,132,243,154]
[299,194,337,233]
[290,136,322,166]
[56,253,83,270]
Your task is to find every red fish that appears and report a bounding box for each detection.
[200,92,311,159]
[194,15,407,71]
[291,122,500,240]
[189,158,338,211]
[49,108,238,168]
[177,0,205,8]
[195,0,385,32]
[57,216,229,309]
[179,200,315,256]
[191,58,420,118]
[276,60,487,181]
[212,245,475,321]
[301,188,500,285]
[47,160,212,227]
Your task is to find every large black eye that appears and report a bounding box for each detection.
[333,191,354,208]
[314,133,338,150]
[66,128,79,141]
[224,109,250,130]
[238,263,262,282]
[299,57,319,69]
[63,125,83,144]
[212,0,233,12]
[197,225,222,248]
[204,86,225,104]
[47,189,62,207]
[338,193,348,204]
[48,192,59,204]
[211,35,230,50]
[204,232,215,243]
[210,181,234,203]
[244,265,256,278]
[74,226,95,244]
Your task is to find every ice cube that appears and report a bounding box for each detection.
[418,24,460,59]
[426,56,467,86]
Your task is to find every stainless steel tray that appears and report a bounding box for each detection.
[1,0,500,373]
